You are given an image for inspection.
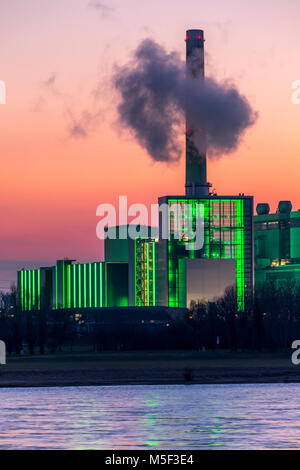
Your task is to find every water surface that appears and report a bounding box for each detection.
[0,383,299,449]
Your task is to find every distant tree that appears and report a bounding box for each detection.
[253,295,264,351]
[216,286,237,351]
[26,311,37,355]
[190,299,208,350]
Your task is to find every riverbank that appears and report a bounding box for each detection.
[0,350,299,387]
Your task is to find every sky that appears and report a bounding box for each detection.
[0,0,300,289]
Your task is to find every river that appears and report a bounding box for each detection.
[0,383,298,449]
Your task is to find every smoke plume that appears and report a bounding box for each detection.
[88,1,114,19]
[113,39,257,162]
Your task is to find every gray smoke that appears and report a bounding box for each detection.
[88,1,114,19]
[113,39,257,162]
[43,73,56,88]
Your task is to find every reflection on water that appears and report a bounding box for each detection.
[0,383,300,449]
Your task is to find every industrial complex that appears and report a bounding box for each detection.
[17,29,292,315]
[255,201,300,284]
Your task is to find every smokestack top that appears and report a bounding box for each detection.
[186,29,204,39]
[186,29,204,46]
[186,29,205,80]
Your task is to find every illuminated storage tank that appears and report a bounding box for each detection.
[105,262,129,307]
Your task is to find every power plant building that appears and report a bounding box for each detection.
[156,195,253,311]
[255,201,300,284]
[17,29,254,313]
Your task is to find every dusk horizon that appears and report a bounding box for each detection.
[1,0,300,455]
[1,0,300,290]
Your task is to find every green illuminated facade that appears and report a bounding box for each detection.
[18,260,105,311]
[255,201,300,284]
[53,260,105,310]
[157,196,253,311]
[135,238,156,307]
[17,200,253,313]
[18,268,41,312]
[104,226,157,308]
[17,201,253,313]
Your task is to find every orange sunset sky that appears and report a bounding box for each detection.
[0,0,300,289]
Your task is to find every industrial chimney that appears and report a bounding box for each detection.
[185,29,210,197]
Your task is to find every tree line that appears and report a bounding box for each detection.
[0,280,300,354]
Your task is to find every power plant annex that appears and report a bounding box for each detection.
[17,29,295,316]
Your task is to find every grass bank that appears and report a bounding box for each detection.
[0,350,299,388]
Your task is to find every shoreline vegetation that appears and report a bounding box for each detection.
[0,350,299,388]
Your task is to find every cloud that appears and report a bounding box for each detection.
[66,109,102,139]
[43,73,56,89]
[113,39,258,163]
[88,0,114,19]
[69,122,88,138]
[31,74,59,112]
[33,73,105,139]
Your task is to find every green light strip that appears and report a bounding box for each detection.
[153,242,156,306]
[105,264,107,307]
[94,263,97,307]
[32,270,35,309]
[55,265,58,309]
[78,264,82,308]
[236,200,245,311]
[62,261,65,309]
[67,264,71,309]
[24,270,27,311]
[38,269,41,310]
[147,242,150,306]
[89,263,92,308]
[21,271,24,311]
[134,240,137,306]
[73,264,76,308]
[84,264,87,308]
[28,270,31,311]
[100,263,103,307]
[168,206,176,307]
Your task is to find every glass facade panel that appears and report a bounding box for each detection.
[167,198,250,311]
[135,239,156,306]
